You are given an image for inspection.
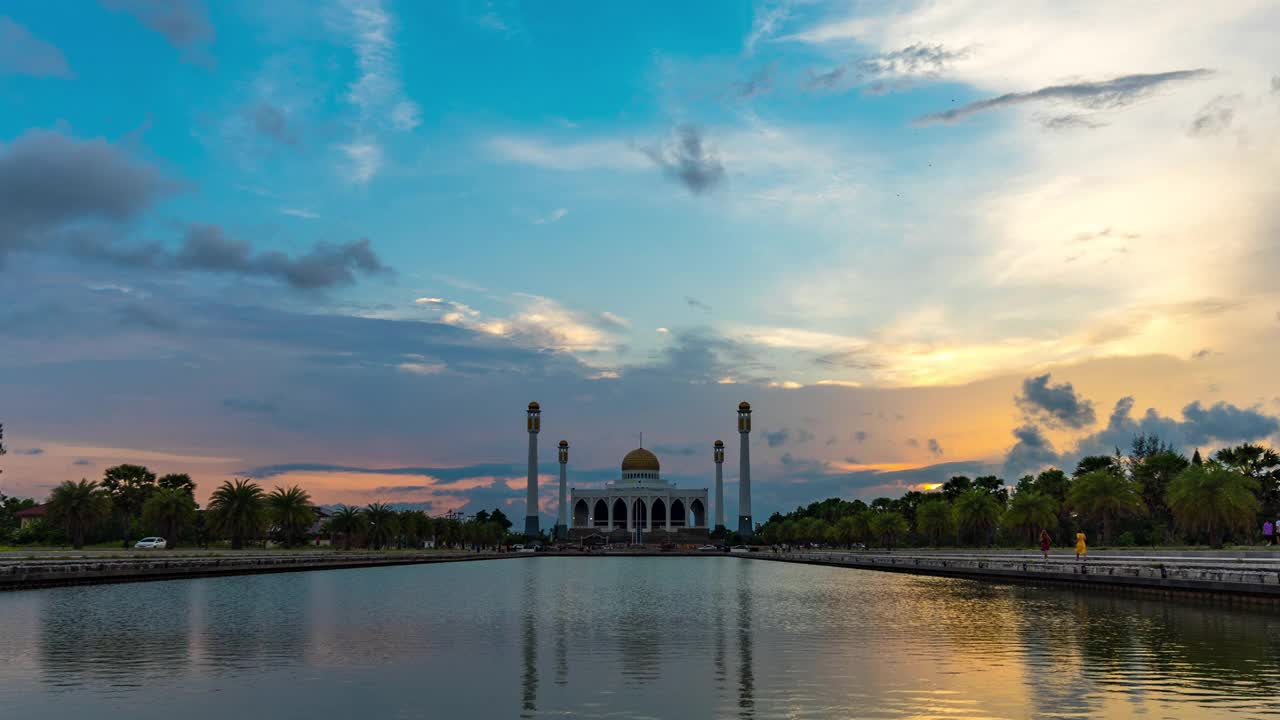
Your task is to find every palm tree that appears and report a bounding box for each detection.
[141,487,196,549]
[46,479,111,549]
[834,516,860,548]
[1167,464,1259,549]
[868,511,909,549]
[363,503,396,549]
[1003,491,1059,544]
[916,499,956,547]
[207,478,266,549]
[329,505,364,550]
[267,485,315,547]
[1067,470,1145,546]
[954,489,1002,545]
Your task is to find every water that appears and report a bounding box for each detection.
[2,557,1279,719]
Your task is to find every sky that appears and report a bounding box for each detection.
[3,0,1280,525]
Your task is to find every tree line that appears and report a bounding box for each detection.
[757,437,1280,550]
[0,463,519,551]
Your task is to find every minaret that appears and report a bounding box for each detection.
[737,401,753,538]
[525,401,541,540]
[556,440,569,540]
[713,440,726,533]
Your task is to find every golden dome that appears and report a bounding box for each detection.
[621,447,660,473]
[714,439,724,447]
[738,401,751,411]
[559,440,569,448]
[528,401,540,411]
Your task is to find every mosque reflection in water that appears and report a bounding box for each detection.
[6,557,1280,720]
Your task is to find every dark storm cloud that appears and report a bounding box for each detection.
[0,130,173,259]
[915,69,1212,125]
[685,296,712,312]
[252,102,297,145]
[174,224,391,289]
[0,17,73,78]
[1016,374,1097,429]
[1189,95,1237,136]
[927,438,943,456]
[1003,424,1060,477]
[806,43,967,92]
[100,0,214,53]
[641,126,726,195]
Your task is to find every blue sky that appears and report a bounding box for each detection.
[3,0,1280,522]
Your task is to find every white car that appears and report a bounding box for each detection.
[697,545,721,552]
[729,545,750,553]
[134,537,167,549]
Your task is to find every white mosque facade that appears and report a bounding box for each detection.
[525,401,753,543]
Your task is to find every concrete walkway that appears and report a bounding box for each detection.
[757,550,1280,598]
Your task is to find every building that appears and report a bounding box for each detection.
[14,503,47,529]
[523,400,753,545]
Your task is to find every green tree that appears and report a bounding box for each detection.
[1073,455,1118,478]
[47,479,112,549]
[101,464,158,546]
[266,485,315,547]
[1067,469,1145,545]
[141,487,196,548]
[363,503,396,549]
[157,473,196,497]
[1002,491,1058,544]
[834,516,860,547]
[1130,450,1189,543]
[1167,464,1259,549]
[868,511,909,549]
[915,499,956,547]
[489,508,513,531]
[329,505,364,549]
[207,478,266,549]
[955,488,1002,545]
[1213,444,1280,521]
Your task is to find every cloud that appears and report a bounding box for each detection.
[417,293,625,355]
[685,296,712,312]
[927,438,943,456]
[280,208,320,220]
[0,17,73,78]
[222,397,278,415]
[763,429,789,448]
[14,448,45,456]
[100,0,214,61]
[853,431,868,443]
[731,66,773,100]
[336,0,421,183]
[806,43,966,93]
[72,459,93,466]
[486,136,648,171]
[1039,113,1104,131]
[1003,424,1060,477]
[641,126,726,195]
[1067,396,1280,463]
[116,303,178,331]
[397,361,447,375]
[1191,348,1213,360]
[651,443,700,457]
[532,208,568,225]
[744,1,790,55]
[1188,95,1238,136]
[915,69,1212,125]
[1016,374,1097,429]
[252,102,298,145]
[173,224,390,289]
[0,130,174,261]
[905,437,920,448]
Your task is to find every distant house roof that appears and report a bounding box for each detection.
[15,503,48,518]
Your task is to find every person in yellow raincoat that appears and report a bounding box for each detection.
[1075,531,1087,561]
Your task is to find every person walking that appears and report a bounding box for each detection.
[1039,529,1052,560]
[1264,519,1275,546]
[1075,531,1087,561]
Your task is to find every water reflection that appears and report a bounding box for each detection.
[2,558,1279,720]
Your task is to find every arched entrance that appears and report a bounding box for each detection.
[633,498,648,529]
[671,499,686,527]
[651,498,667,529]
[573,499,589,527]
[612,499,627,531]
[689,499,706,528]
[593,499,609,528]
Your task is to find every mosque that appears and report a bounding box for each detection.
[524,401,754,544]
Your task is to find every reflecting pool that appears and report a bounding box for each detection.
[2,557,1278,719]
